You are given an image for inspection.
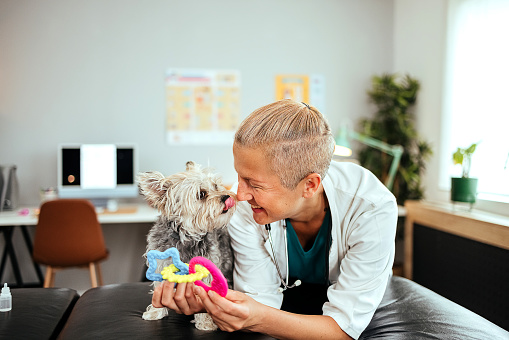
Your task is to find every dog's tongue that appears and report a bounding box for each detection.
[223,197,235,211]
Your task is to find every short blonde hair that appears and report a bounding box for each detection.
[234,99,335,189]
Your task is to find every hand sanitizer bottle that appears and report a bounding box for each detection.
[0,283,12,312]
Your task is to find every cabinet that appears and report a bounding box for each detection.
[404,200,509,330]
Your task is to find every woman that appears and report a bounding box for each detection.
[152,100,397,339]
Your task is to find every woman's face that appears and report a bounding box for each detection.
[233,144,306,225]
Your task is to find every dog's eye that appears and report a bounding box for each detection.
[199,190,207,200]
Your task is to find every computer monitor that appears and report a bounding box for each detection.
[57,143,139,206]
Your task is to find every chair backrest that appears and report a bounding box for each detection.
[33,199,108,267]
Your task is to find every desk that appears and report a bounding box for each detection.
[0,203,158,288]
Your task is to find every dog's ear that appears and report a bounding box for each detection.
[137,171,170,208]
[185,161,196,171]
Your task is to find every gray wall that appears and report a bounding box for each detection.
[393,0,447,203]
[1,0,394,205]
[0,0,396,291]
[393,1,509,216]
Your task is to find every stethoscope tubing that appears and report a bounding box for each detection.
[265,223,300,291]
[265,210,332,292]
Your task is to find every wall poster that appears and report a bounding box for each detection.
[166,69,241,145]
[275,74,325,113]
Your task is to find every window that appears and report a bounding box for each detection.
[442,0,509,203]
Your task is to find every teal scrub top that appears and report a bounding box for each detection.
[286,209,330,285]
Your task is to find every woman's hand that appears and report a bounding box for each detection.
[152,281,205,315]
[194,286,350,339]
[193,285,262,332]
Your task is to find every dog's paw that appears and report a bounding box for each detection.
[142,304,169,320]
[193,313,218,331]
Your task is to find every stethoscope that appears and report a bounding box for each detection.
[265,223,302,292]
[264,210,332,292]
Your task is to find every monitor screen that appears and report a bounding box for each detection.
[58,144,138,202]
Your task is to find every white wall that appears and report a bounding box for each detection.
[393,0,448,203]
[393,1,509,217]
[0,0,395,290]
[0,0,394,205]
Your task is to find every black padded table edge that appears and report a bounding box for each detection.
[0,287,79,340]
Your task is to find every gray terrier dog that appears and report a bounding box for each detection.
[138,161,236,331]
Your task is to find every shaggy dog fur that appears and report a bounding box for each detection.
[138,161,236,331]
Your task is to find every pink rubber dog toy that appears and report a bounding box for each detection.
[189,256,228,297]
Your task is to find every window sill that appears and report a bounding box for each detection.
[434,188,509,218]
[473,197,509,217]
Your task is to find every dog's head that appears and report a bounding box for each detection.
[137,161,237,235]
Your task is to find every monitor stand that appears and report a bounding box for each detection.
[90,198,119,212]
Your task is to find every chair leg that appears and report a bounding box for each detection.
[44,266,56,288]
[89,263,98,288]
[96,262,104,286]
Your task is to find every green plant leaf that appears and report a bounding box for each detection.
[452,148,464,165]
[466,143,477,155]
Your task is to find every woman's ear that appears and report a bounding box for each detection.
[301,173,322,198]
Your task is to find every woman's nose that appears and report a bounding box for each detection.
[236,180,252,202]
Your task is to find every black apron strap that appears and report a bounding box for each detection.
[281,281,329,315]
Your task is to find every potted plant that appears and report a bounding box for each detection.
[357,73,433,274]
[358,73,432,205]
[451,143,478,204]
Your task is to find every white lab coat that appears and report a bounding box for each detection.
[228,161,398,339]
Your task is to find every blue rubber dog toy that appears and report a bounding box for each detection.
[146,248,189,282]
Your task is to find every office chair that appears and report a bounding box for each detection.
[33,199,109,288]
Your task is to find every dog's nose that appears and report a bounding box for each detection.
[221,195,230,203]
